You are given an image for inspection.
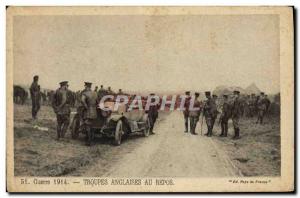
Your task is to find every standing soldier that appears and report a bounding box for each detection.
[52,81,71,140]
[219,95,231,137]
[183,91,191,133]
[81,82,98,146]
[256,92,267,124]
[30,75,41,120]
[264,94,271,116]
[244,95,251,117]
[97,85,106,99]
[203,91,214,137]
[147,93,159,134]
[189,92,202,135]
[107,86,115,95]
[231,90,242,139]
[211,94,219,132]
[248,94,255,117]
[94,86,98,93]
[118,89,123,95]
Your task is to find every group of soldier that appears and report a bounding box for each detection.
[29,75,271,143]
[183,90,271,139]
[52,81,121,143]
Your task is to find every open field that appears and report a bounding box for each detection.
[213,115,281,176]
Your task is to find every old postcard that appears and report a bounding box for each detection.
[6,6,294,192]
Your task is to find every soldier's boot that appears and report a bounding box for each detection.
[191,120,197,135]
[191,125,197,135]
[150,126,155,134]
[224,124,228,137]
[236,128,240,139]
[184,122,188,133]
[193,122,198,135]
[85,127,92,146]
[260,117,264,125]
[61,124,68,138]
[207,127,212,137]
[56,127,61,140]
[232,128,237,139]
[220,124,224,137]
[232,128,240,140]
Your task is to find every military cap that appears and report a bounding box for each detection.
[150,93,155,95]
[33,75,39,80]
[195,92,200,96]
[223,94,228,98]
[260,92,265,95]
[185,91,190,95]
[84,82,92,87]
[205,91,211,96]
[59,81,68,86]
[212,94,218,98]
[233,90,240,94]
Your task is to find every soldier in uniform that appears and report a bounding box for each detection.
[248,93,256,117]
[203,91,214,137]
[211,94,219,132]
[30,75,41,119]
[94,86,98,93]
[118,89,123,95]
[256,92,267,124]
[244,95,250,117]
[146,93,159,134]
[264,94,271,116]
[107,86,115,95]
[81,82,98,146]
[183,91,191,133]
[97,85,106,99]
[52,81,71,140]
[189,92,202,135]
[231,90,242,139]
[219,95,231,137]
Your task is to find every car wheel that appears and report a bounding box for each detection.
[114,120,123,146]
[71,114,80,139]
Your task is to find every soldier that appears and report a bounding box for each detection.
[219,95,231,137]
[30,75,41,119]
[203,91,214,137]
[256,92,267,124]
[118,89,123,95]
[94,86,98,92]
[231,90,242,139]
[107,86,115,95]
[244,95,250,117]
[265,94,271,114]
[189,92,202,135]
[211,94,219,132]
[52,81,71,140]
[97,85,106,99]
[81,82,98,146]
[183,91,191,133]
[147,93,159,134]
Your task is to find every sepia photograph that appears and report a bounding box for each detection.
[6,6,294,192]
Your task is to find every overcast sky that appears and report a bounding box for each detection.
[13,15,279,94]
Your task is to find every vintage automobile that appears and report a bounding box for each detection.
[70,101,150,145]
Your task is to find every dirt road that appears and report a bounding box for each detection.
[82,111,241,177]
